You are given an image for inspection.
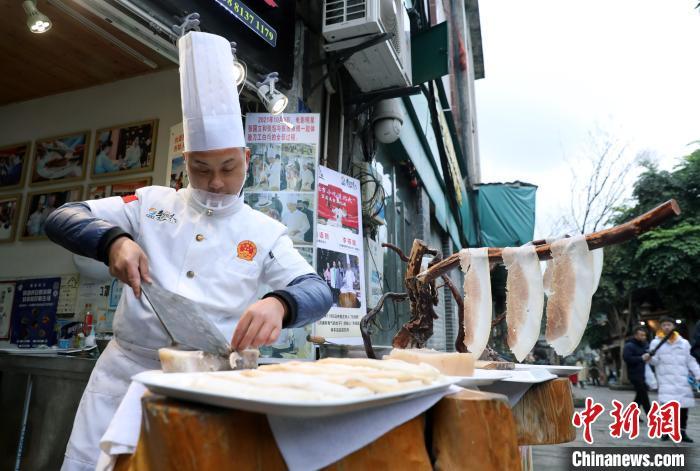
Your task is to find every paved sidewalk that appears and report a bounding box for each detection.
[531,384,699,469]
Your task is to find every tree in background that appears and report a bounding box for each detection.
[549,128,642,236]
[624,148,700,317]
[587,146,700,381]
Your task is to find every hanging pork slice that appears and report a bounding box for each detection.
[459,248,492,359]
[543,237,604,296]
[544,235,603,355]
[502,245,545,362]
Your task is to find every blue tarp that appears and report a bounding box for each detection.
[475,181,537,247]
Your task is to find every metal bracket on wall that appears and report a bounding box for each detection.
[307,32,394,97]
[345,85,422,121]
[172,12,201,38]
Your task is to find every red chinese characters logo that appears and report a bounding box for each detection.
[572,397,605,444]
[648,400,681,442]
[609,400,640,440]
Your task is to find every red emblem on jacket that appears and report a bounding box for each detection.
[237,240,257,261]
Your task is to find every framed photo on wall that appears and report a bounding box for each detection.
[20,187,82,241]
[0,142,30,190]
[92,119,158,178]
[87,177,152,200]
[0,194,21,243]
[30,131,89,185]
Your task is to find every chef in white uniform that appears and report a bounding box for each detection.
[46,31,331,471]
[267,155,282,190]
[282,200,311,244]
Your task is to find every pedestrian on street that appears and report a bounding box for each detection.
[690,321,700,365]
[576,360,588,389]
[623,325,651,415]
[644,316,700,443]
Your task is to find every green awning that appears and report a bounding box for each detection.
[475,182,537,247]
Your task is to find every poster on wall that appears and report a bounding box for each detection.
[314,166,366,339]
[20,187,82,240]
[87,178,151,200]
[244,113,320,359]
[0,194,21,243]
[74,278,123,333]
[92,119,158,178]
[57,274,80,318]
[0,282,15,339]
[167,122,188,190]
[11,277,61,347]
[0,142,30,190]
[31,131,89,185]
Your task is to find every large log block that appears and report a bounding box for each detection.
[511,378,576,445]
[431,389,520,471]
[117,395,432,471]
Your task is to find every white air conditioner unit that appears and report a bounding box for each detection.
[322,0,412,92]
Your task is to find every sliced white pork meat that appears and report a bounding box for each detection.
[502,245,545,362]
[544,235,603,355]
[459,248,492,359]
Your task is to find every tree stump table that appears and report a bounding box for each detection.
[431,389,521,471]
[114,378,575,470]
[511,378,576,446]
[115,395,432,471]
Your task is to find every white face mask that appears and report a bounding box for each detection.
[187,159,247,211]
[190,187,242,211]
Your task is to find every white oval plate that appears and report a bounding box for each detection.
[133,370,458,418]
[514,364,582,377]
[447,369,513,387]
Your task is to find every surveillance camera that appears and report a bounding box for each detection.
[372,99,403,144]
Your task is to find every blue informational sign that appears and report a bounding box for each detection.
[11,277,61,347]
[213,0,278,47]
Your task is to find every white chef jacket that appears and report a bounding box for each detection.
[123,145,141,169]
[282,209,310,244]
[301,168,314,190]
[87,185,314,352]
[268,161,282,189]
[341,269,356,292]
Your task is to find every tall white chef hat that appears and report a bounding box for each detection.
[178,31,245,152]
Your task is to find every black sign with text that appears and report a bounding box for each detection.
[145,0,295,86]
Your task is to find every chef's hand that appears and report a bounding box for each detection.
[232,297,286,350]
[642,353,651,362]
[108,236,152,298]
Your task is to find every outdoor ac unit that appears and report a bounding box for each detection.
[322,0,412,92]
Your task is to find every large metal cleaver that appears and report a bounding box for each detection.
[141,283,232,356]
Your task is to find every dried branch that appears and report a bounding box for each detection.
[360,292,409,359]
[492,311,507,327]
[382,243,410,262]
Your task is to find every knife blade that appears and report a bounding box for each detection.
[141,283,232,357]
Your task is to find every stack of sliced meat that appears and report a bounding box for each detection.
[458,236,603,361]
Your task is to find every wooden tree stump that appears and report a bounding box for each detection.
[511,378,576,445]
[431,389,520,471]
[116,395,432,471]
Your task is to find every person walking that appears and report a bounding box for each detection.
[576,360,588,389]
[624,326,651,416]
[644,316,700,442]
[588,365,600,386]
